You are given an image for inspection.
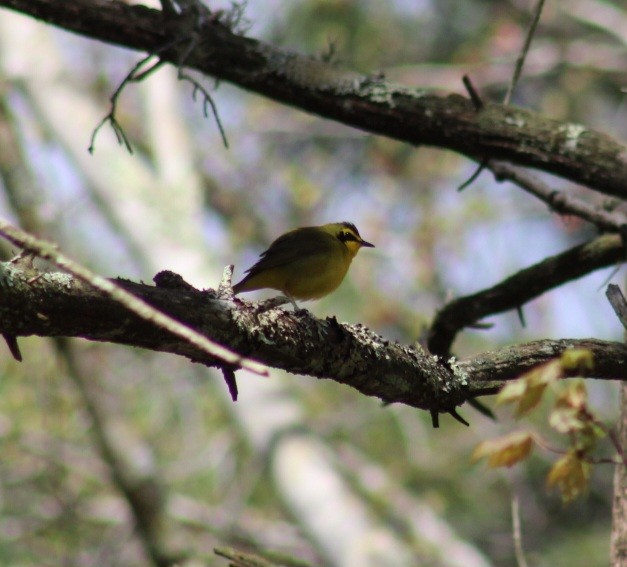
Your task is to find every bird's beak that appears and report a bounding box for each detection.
[360,239,375,248]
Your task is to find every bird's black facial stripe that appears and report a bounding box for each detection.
[338,230,358,243]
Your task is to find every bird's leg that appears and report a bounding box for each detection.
[286,294,300,310]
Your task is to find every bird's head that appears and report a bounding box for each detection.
[324,222,375,258]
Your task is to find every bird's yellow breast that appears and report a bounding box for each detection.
[239,244,352,300]
[282,248,352,300]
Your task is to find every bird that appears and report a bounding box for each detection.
[233,222,374,308]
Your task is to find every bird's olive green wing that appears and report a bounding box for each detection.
[241,227,337,278]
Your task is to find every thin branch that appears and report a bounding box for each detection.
[2,333,21,361]
[504,0,547,105]
[214,547,286,567]
[0,220,267,376]
[491,161,627,232]
[90,2,229,153]
[606,284,627,331]
[89,53,165,154]
[462,74,484,111]
[428,234,625,356]
[456,76,486,191]
[516,305,526,327]
[177,67,229,148]
[511,496,529,567]
[593,418,627,468]
[458,160,487,192]
[167,2,230,148]
[221,367,239,401]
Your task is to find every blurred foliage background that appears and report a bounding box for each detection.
[0,0,625,565]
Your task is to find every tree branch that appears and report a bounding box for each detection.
[0,260,469,414]
[428,234,625,356]
[1,0,626,419]
[0,260,625,414]
[1,0,626,199]
[455,338,627,395]
[0,220,267,376]
[490,162,627,232]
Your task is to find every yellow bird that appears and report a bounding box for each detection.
[233,222,374,307]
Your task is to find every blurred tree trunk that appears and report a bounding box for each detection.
[611,382,627,567]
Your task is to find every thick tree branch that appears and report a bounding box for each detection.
[1,0,626,199]
[428,234,625,356]
[0,0,625,418]
[0,261,468,414]
[0,220,266,375]
[0,261,625,414]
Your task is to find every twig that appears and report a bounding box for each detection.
[532,420,624,466]
[504,0,546,105]
[467,398,496,420]
[597,265,622,293]
[178,68,229,148]
[457,160,487,192]
[457,77,486,191]
[511,496,529,567]
[214,547,280,567]
[462,75,484,111]
[516,305,526,328]
[90,0,230,154]
[430,410,439,429]
[221,367,239,401]
[2,333,22,361]
[491,161,627,232]
[89,54,165,154]
[174,27,230,149]
[594,417,627,468]
[0,220,267,376]
[606,284,627,331]
[448,408,469,427]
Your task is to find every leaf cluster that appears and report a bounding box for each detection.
[473,349,619,503]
